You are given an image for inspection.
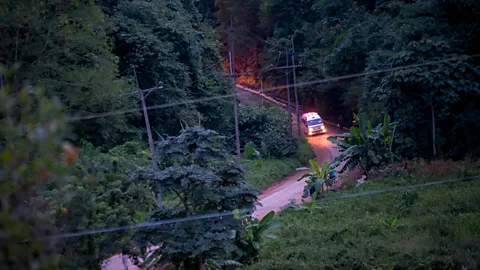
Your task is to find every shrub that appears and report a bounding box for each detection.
[131,127,258,269]
[244,141,260,159]
[233,211,281,265]
[328,113,401,176]
[295,136,314,165]
[297,160,336,198]
[238,105,291,158]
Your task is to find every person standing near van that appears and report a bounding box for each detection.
[338,115,344,129]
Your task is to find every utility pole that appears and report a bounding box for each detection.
[229,15,241,164]
[134,67,156,165]
[133,66,163,208]
[291,38,300,136]
[284,48,294,153]
[268,54,302,153]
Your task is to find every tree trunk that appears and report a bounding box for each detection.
[197,254,206,270]
[430,101,437,157]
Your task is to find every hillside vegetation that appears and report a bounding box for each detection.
[247,160,480,270]
[218,0,480,160]
[0,0,479,269]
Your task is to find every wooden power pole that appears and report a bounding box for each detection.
[269,51,302,154]
[284,48,294,153]
[229,15,241,164]
[291,38,300,136]
[133,66,163,208]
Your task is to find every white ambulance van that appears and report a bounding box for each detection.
[301,112,326,136]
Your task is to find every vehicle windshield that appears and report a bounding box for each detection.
[307,119,323,126]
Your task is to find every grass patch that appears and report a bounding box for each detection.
[243,158,302,189]
[246,172,480,269]
[242,137,314,190]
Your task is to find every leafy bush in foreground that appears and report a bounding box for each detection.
[132,127,258,269]
[328,114,400,176]
[233,211,281,265]
[297,160,336,198]
[0,86,67,269]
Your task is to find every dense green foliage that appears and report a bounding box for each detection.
[219,0,480,160]
[233,210,281,265]
[100,0,233,138]
[0,0,138,148]
[238,105,291,157]
[2,0,480,269]
[242,137,314,189]
[1,1,262,268]
[0,0,232,149]
[0,86,66,270]
[328,113,400,176]
[50,141,155,269]
[297,160,335,198]
[131,127,258,269]
[246,161,480,270]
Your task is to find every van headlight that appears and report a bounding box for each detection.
[308,127,313,132]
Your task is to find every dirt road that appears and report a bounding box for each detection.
[253,125,343,218]
[235,87,346,218]
[103,88,345,269]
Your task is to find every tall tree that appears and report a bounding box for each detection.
[50,141,156,269]
[101,0,232,138]
[0,0,138,148]
[132,126,258,269]
[225,0,480,159]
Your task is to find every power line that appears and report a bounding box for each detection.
[35,174,480,241]
[228,15,242,164]
[68,53,480,122]
[37,209,252,241]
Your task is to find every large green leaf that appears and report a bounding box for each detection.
[358,113,369,141]
[259,210,275,228]
[321,161,330,178]
[343,145,365,156]
[298,173,314,182]
[350,127,362,144]
[368,150,381,164]
[309,159,321,177]
[296,167,313,173]
[265,221,283,230]
[381,114,391,137]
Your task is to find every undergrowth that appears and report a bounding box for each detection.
[243,137,314,189]
[246,161,480,269]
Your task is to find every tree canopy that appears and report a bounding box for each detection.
[132,126,258,269]
[218,0,480,159]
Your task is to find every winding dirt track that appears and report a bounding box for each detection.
[252,126,343,218]
[234,88,344,218]
[103,88,346,269]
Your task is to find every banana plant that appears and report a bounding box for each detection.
[328,113,401,176]
[296,159,336,198]
[233,210,282,265]
[380,217,399,230]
